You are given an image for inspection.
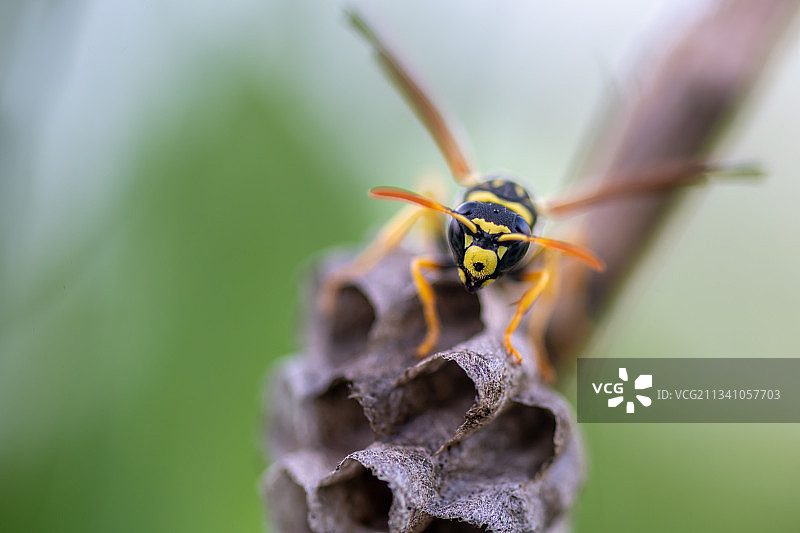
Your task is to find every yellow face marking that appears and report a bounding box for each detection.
[471,217,510,235]
[464,234,474,248]
[497,246,508,259]
[465,191,535,226]
[480,278,495,288]
[492,179,504,188]
[514,184,525,196]
[458,268,466,284]
[464,246,498,279]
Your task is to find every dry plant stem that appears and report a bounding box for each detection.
[545,0,800,363]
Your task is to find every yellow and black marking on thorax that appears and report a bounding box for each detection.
[447,177,539,292]
[464,178,538,228]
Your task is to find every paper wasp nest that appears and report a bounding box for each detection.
[263,250,584,533]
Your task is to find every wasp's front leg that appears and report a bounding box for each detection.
[410,256,456,357]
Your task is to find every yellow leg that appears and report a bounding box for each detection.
[411,256,448,357]
[526,251,561,383]
[319,204,425,312]
[504,266,553,381]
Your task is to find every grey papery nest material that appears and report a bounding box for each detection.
[264,250,583,533]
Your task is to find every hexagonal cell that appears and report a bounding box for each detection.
[442,403,557,484]
[311,379,374,456]
[371,278,483,358]
[326,284,376,365]
[316,460,393,533]
[491,403,557,479]
[385,359,477,445]
[264,466,314,533]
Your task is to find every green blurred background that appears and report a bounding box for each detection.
[1,1,798,532]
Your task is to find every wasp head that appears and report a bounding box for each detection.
[447,201,531,292]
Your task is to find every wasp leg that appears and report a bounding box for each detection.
[319,204,425,313]
[411,256,452,357]
[526,251,561,383]
[504,265,554,382]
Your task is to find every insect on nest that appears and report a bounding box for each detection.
[319,10,758,383]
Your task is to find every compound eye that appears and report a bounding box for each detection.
[447,218,467,263]
[498,216,532,271]
[448,202,478,264]
[499,241,529,271]
[454,201,478,216]
[513,214,531,235]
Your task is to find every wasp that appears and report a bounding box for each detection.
[322,12,755,382]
